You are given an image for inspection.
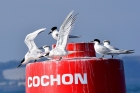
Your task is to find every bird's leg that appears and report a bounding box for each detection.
[101,55,104,58]
[112,55,113,58]
[39,56,44,58]
[34,60,37,62]
[58,57,62,61]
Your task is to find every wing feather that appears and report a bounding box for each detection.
[55,11,78,49]
[24,28,46,51]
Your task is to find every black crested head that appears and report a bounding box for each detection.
[94,39,100,43]
[51,26,57,31]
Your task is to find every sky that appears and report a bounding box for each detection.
[0,0,140,62]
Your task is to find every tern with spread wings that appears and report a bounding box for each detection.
[17,28,46,67]
[47,10,78,61]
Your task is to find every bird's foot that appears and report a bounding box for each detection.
[39,56,44,58]
[34,60,37,62]
[100,55,104,58]
[111,55,114,58]
[57,57,62,61]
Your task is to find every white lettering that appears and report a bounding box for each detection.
[33,76,40,87]
[50,75,60,86]
[75,73,87,84]
[41,75,49,86]
[62,74,73,84]
[28,77,32,88]
[27,73,87,88]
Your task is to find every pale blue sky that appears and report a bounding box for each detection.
[0,0,140,62]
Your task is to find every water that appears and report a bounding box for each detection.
[2,91,25,93]
[126,84,140,93]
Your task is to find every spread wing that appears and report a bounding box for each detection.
[24,28,46,51]
[55,10,78,49]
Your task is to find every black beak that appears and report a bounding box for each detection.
[90,41,94,42]
[48,31,52,35]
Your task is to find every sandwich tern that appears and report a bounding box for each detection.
[103,40,134,58]
[103,40,119,50]
[48,10,78,61]
[39,45,51,57]
[91,39,134,58]
[48,26,81,40]
[48,13,81,40]
[17,28,46,68]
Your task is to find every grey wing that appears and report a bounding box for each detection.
[107,49,125,54]
[69,34,81,38]
[109,45,119,50]
[24,28,46,51]
[55,10,78,49]
[107,49,134,54]
[101,46,111,54]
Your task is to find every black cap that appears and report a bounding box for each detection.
[51,26,57,31]
[94,39,100,43]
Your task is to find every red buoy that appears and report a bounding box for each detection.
[26,43,126,93]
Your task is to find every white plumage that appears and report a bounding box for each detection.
[92,39,134,58]
[48,10,78,60]
[17,28,46,67]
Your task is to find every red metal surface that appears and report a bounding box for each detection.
[26,43,126,93]
[52,42,96,58]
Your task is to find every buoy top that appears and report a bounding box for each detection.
[52,42,96,58]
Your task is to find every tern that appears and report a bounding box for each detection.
[48,26,81,40]
[91,39,134,58]
[17,28,46,68]
[47,10,78,61]
[39,45,51,58]
[103,40,134,51]
[103,40,134,58]
[48,13,81,40]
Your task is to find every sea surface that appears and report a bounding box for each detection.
[126,84,140,93]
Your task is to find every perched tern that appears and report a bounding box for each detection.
[39,45,51,57]
[91,39,134,58]
[47,10,78,61]
[103,40,119,50]
[103,40,134,58]
[48,15,81,40]
[17,28,46,68]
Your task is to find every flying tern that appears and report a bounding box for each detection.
[91,39,134,58]
[47,10,78,61]
[17,28,46,68]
